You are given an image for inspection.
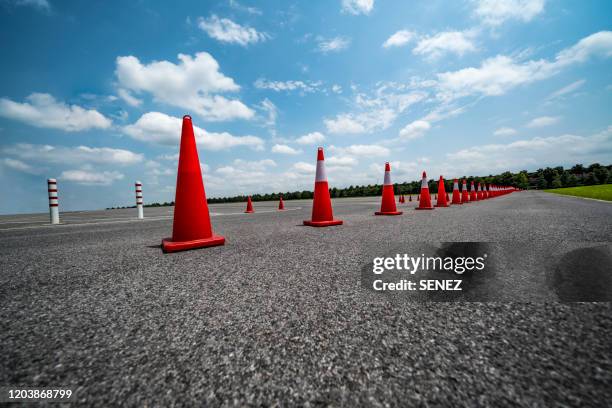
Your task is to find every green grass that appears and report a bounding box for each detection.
[544,184,612,201]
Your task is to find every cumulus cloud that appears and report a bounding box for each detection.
[435,31,612,101]
[115,53,254,121]
[123,112,264,151]
[2,143,143,166]
[399,120,431,140]
[473,0,545,26]
[0,93,112,131]
[331,144,390,157]
[271,144,301,154]
[198,15,268,46]
[0,158,39,174]
[413,31,477,59]
[292,161,316,173]
[383,30,415,48]
[60,170,124,186]
[317,36,351,53]
[295,131,325,145]
[341,0,374,15]
[526,115,560,128]
[117,88,142,107]
[493,127,517,136]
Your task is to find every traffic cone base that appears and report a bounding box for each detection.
[303,219,343,227]
[434,203,449,208]
[415,207,434,210]
[162,235,225,253]
[375,210,403,215]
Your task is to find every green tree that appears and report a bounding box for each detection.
[536,175,548,189]
[551,176,563,189]
[593,167,609,184]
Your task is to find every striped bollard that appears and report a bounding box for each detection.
[47,178,59,224]
[135,181,144,219]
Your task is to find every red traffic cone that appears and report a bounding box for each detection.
[435,176,449,207]
[278,195,285,210]
[470,181,478,201]
[162,115,225,252]
[483,184,489,199]
[477,183,484,200]
[303,147,343,227]
[376,162,402,216]
[461,179,470,203]
[245,196,254,213]
[416,171,434,210]
[452,178,462,204]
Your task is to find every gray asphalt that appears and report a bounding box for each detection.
[1,191,611,406]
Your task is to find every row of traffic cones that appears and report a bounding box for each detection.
[162,115,516,253]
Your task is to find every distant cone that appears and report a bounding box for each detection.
[461,179,470,203]
[162,115,225,252]
[303,147,343,227]
[245,196,254,213]
[435,176,449,207]
[452,179,462,204]
[416,171,434,210]
[376,162,402,216]
[409,194,412,202]
[278,196,285,210]
[483,184,489,199]
[477,183,484,200]
[470,181,478,201]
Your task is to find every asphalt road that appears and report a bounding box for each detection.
[1,191,611,406]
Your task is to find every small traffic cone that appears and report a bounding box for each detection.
[375,162,402,216]
[278,195,285,210]
[162,115,225,252]
[470,181,478,201]
[483,185,489,199]
[303,147,343,227]
[245,196,254,213]
[477,183,484,200]
[435,176,449,207]
[461,179,470,203]
[452,179,462,204]
[409,195,412,202]
[416,171,434,210]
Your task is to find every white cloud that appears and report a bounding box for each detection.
[292,162,316,173]
[448,126,612,173]
[3,144,143,166]
[60,170,124,186]
[331,84,342,94]
[0,93,112,131]
[228,0,262,15]
[325,114,367,134]
[198,15,268,46]
[0,158,38,174]
[399,120,431,140]
[326,156,357,166]
[436,31,612,101]
[231,158,276,171]
[295,131,326,145]
[547,79,585,100]
[254,78,321,93]
[493,127,517,136]
[331,144,390,157]
[473,0,545,26]
[383,30,415,48]
[259,98,277,127]
[526,115,560,128]
[271,144,301,155]
[317,36,351,53]
[117,88,142,107]
[123,112,264,151]
[341,0,374,15]
[115,53,254,121]
[413,31,477,59]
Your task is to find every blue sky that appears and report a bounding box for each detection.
[0,0,611,214]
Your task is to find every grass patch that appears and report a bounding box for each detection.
[544,184,612,201]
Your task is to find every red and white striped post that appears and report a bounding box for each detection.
[135,181,143,219]
[47,178,59,224]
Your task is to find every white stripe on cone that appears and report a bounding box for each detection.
[315,159,327,182]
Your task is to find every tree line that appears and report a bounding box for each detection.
[106,162,610,209]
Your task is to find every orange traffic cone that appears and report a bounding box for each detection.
[452,178,462,204]
[303,147,343,227]
[416,171,433,210]
[376,162,402,216]
[470,181,478,201]
[461,179,470,203]
[162,115,225,252]
[278,195,285,210]
[435,176,449,207]
[245,196,254,213]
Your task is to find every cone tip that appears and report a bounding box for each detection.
[385,162,391,171]
[47,178,56,182]
[317,147,325,161]
[183,115,192,120]
[422,171,427,178]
